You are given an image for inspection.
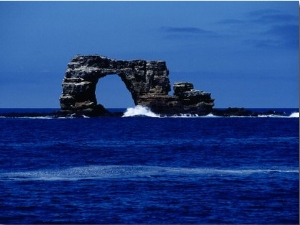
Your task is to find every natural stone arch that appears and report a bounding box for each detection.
[59,55,170,110]
[59,55,214,115]
[60,55,170,110]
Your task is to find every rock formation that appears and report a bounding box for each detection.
[59,55,214,115]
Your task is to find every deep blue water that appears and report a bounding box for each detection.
[0,108,299,224]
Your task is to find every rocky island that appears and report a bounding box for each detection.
[59,55,214,116]
[0,54,288,118]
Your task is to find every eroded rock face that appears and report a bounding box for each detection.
[59,55,214,115]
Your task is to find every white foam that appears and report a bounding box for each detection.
[205,113,219,117]
[171,113,219,118]
[22,116,53,119]
[257,113,299,118]
[289,112,299,118]
[257,114,281,118]
[122,105,160,117]
[178,113,198,117]
[1,165,298,181]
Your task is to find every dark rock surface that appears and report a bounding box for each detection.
[59,55,214,115]
[212,107,253,117]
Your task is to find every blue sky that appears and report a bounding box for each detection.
[0,1,298,108]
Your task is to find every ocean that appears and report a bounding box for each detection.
[0,107,298,224]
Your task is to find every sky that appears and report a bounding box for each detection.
[0,1,298,108]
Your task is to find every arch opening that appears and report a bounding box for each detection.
[95,74,135,109]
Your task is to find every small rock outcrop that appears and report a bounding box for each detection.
[59,55,214,115]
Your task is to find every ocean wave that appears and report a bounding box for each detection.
[0,115,83,119]
[121,106,299,118]
[25,116,54,119]
[257,112,299,118]
[0,109,298,119]
[122,105,160,117]
[289,112,299,118]
[170,113,220,118]
[1,165,298,181]
[0,116,55,119]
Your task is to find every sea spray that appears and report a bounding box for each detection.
[122,105,160,117]
[289,112,299,118]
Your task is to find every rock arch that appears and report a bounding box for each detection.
[59,55,214,115]
[60,55,170,110]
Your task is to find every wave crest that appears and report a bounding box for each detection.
[122,105,160,117]
[1,165,298,181]
[289,112,299,118]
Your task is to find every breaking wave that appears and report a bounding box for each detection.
[171,113,219,118]
[0,109,298,119]
[0,116,55,119]
[289,112,299,118]
[1,165,298,181]
[258,112,299,118]
[122,105,160,117]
